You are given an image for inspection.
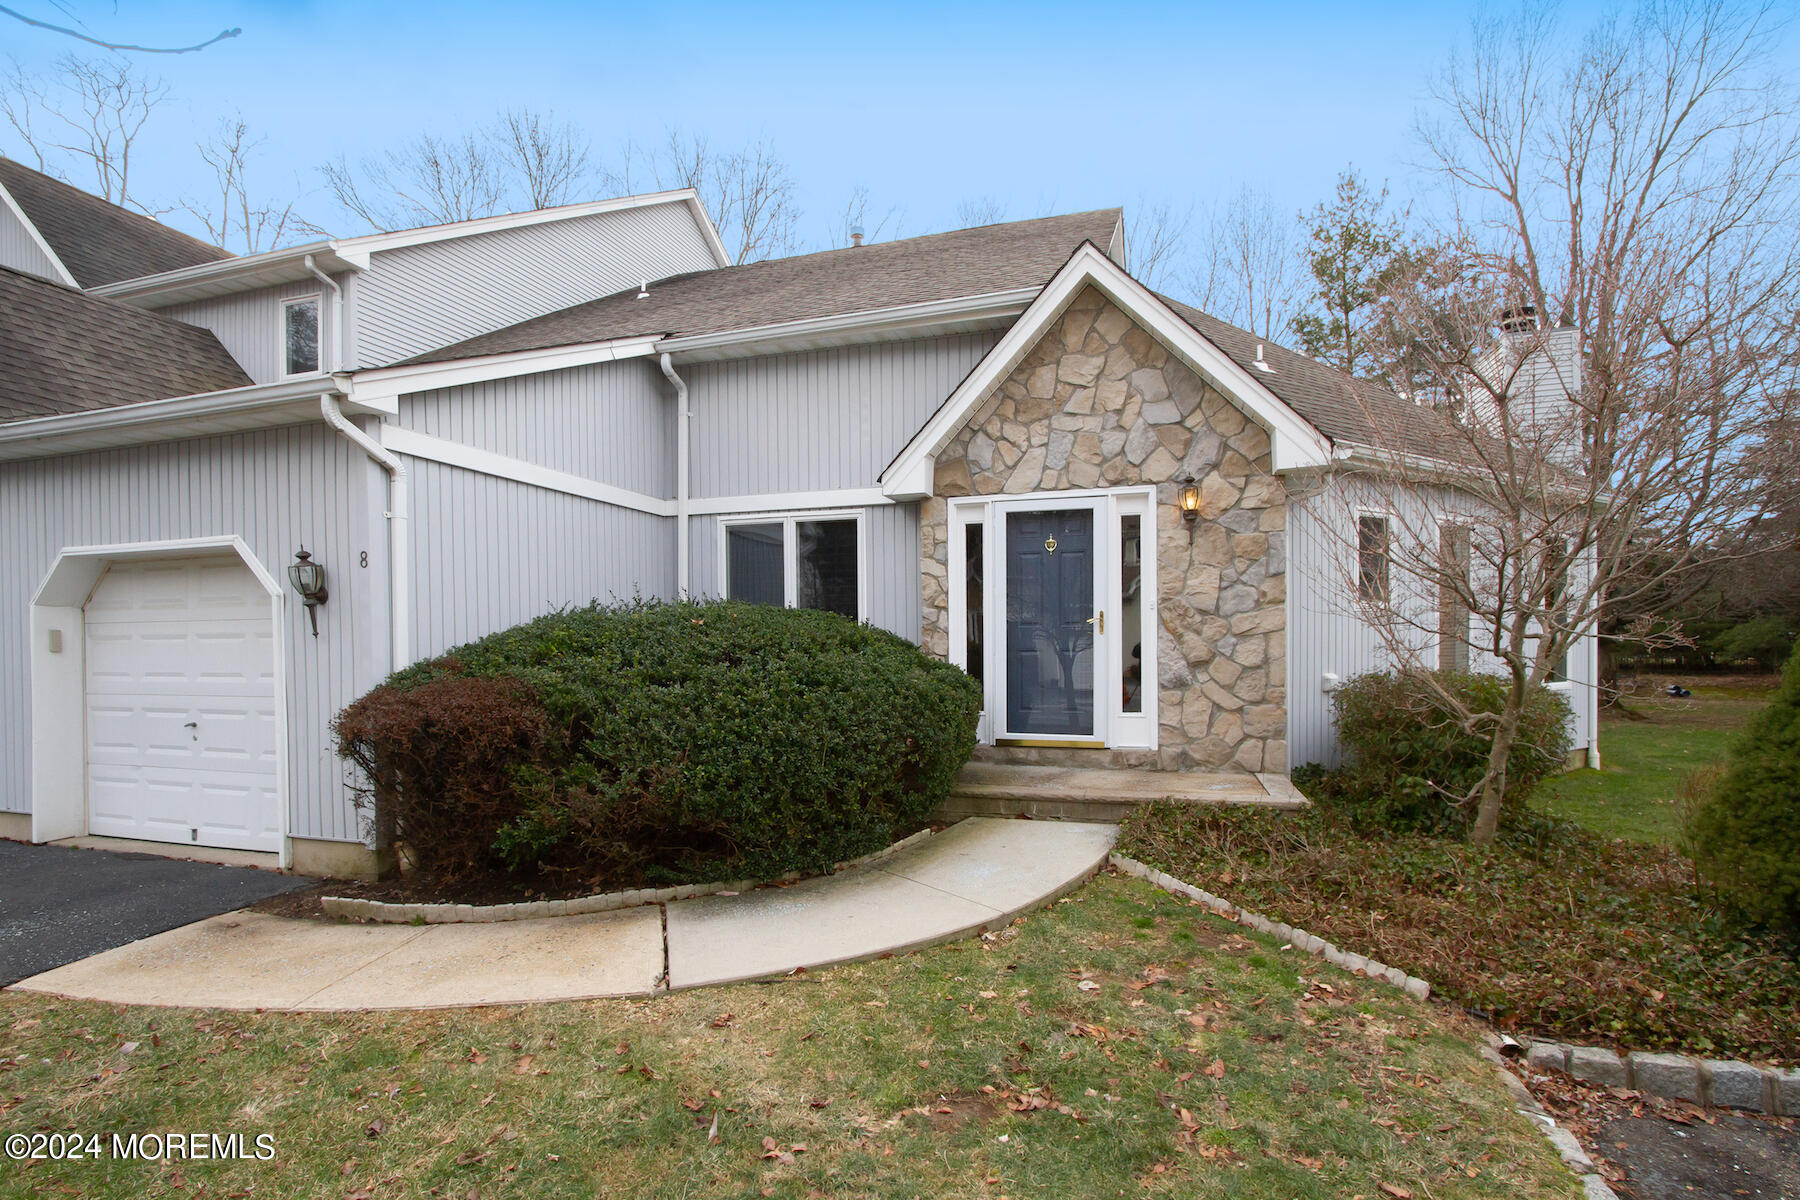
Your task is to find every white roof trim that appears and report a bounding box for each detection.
[90,189,722,301]
[880,243,1333,500]
[0,374,384,463]
[0,179,78,287]
[660,287,1039,361]
[348,334,664,406]
[329,188,712,261]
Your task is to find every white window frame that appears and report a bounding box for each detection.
[281,294,324,378]
[718,509,868,621]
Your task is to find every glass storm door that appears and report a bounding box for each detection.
[1003,506,1101,739]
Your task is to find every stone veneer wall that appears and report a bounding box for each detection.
[920,286,1287,772]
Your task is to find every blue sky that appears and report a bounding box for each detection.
[4,1,1796,249]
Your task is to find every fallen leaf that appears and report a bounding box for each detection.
[1205,1059,1227,1079]
[512,1055,535,1074]
[706,1112,720,1144]
[710,1014,734,1029]
[364,1119,386,1138]
[1378,1185,1413,1199]
[1077,980,1101,992]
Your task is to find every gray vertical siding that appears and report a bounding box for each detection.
[685,502,920,642]
[397,358,673,497]
[406,459,675,658]
[687,332,1000,497]
[1285,475,1597,768]
[161,278,344,385]
[0,423,380,841]
[0,198,63,282]
[353,204,722,368]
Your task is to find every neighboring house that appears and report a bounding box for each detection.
[0,157,1599,876]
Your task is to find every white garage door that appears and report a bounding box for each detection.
[84,557,281,852]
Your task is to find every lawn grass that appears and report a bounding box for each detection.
[0,875,1580,1199]
[1534,678,1773,845]
[1117,805,1800,1065]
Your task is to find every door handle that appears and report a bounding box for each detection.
[1086,611,1105,634]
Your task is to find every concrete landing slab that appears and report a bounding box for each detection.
[665,817,1114,989]
[940,764,1306,822]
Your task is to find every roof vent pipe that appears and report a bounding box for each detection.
[1253,343,1274,374]
[850,225,865,247]
[636,279,649,300]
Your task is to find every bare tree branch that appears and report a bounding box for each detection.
[182,113,305,253]
[0,5,239,54]
[1,53,166,209]
[1185,185,1303,340]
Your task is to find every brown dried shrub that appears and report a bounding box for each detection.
[332,673,556,881]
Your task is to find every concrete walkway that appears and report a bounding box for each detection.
[7,818,1115,1012]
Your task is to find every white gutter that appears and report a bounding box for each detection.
[659,353,691,599]
[319,393,411,673]
[304,254,345,371]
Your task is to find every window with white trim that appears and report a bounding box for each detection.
[282,296,321,376]
[1357,514,1390,602]
[723,513,862,619]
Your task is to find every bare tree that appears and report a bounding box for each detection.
[829,183,903,247]
[617,129,799,264]
[491,108,592,209]
[321,131,508,232]
[1185,185,1303,340]
[182,113,305,253]
[952,195,1008,228]
[1122,196,1191,295]
[1,53,166,209]
[1324,0,1800,843]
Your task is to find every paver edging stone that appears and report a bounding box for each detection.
[1107,853,1435,1000]
[322,827,938,924]
[1522,1038,1792,1115]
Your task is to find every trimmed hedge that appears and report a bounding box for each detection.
[334,599,981,884]
[1687,640,1800,937]
[1297,669,1573,836]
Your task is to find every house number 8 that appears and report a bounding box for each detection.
[360,551,369,568]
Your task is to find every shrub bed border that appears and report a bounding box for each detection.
[1112,852,1800,1117]
[321,827,938,924]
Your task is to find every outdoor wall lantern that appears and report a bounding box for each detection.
[1177,475,1202,538]
[289,547,329,637]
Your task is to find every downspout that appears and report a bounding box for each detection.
[659,352,691,599]
[303,255,344,370]
[319,392,410,673]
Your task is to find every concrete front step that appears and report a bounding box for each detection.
[936,764,1307,823]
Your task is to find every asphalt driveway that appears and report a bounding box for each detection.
[0,839,314,987]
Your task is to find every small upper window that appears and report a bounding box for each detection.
[1357,514,1391,602]
[283,296,320,376]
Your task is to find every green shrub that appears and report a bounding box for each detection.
[334,599,981,886]
[1302,669,1572,836]
[1687,641,1800,936]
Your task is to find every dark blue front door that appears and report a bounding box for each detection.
[1005,508,1095,737]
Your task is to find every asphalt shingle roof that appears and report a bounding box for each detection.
[0,266,252,423]
[1161,296,1471,463]
[403,209,1124,365]
[0,157,233,288]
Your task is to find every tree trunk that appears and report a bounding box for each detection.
[1469,696,1525,845]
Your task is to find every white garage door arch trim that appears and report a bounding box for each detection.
[30,535,292,868]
